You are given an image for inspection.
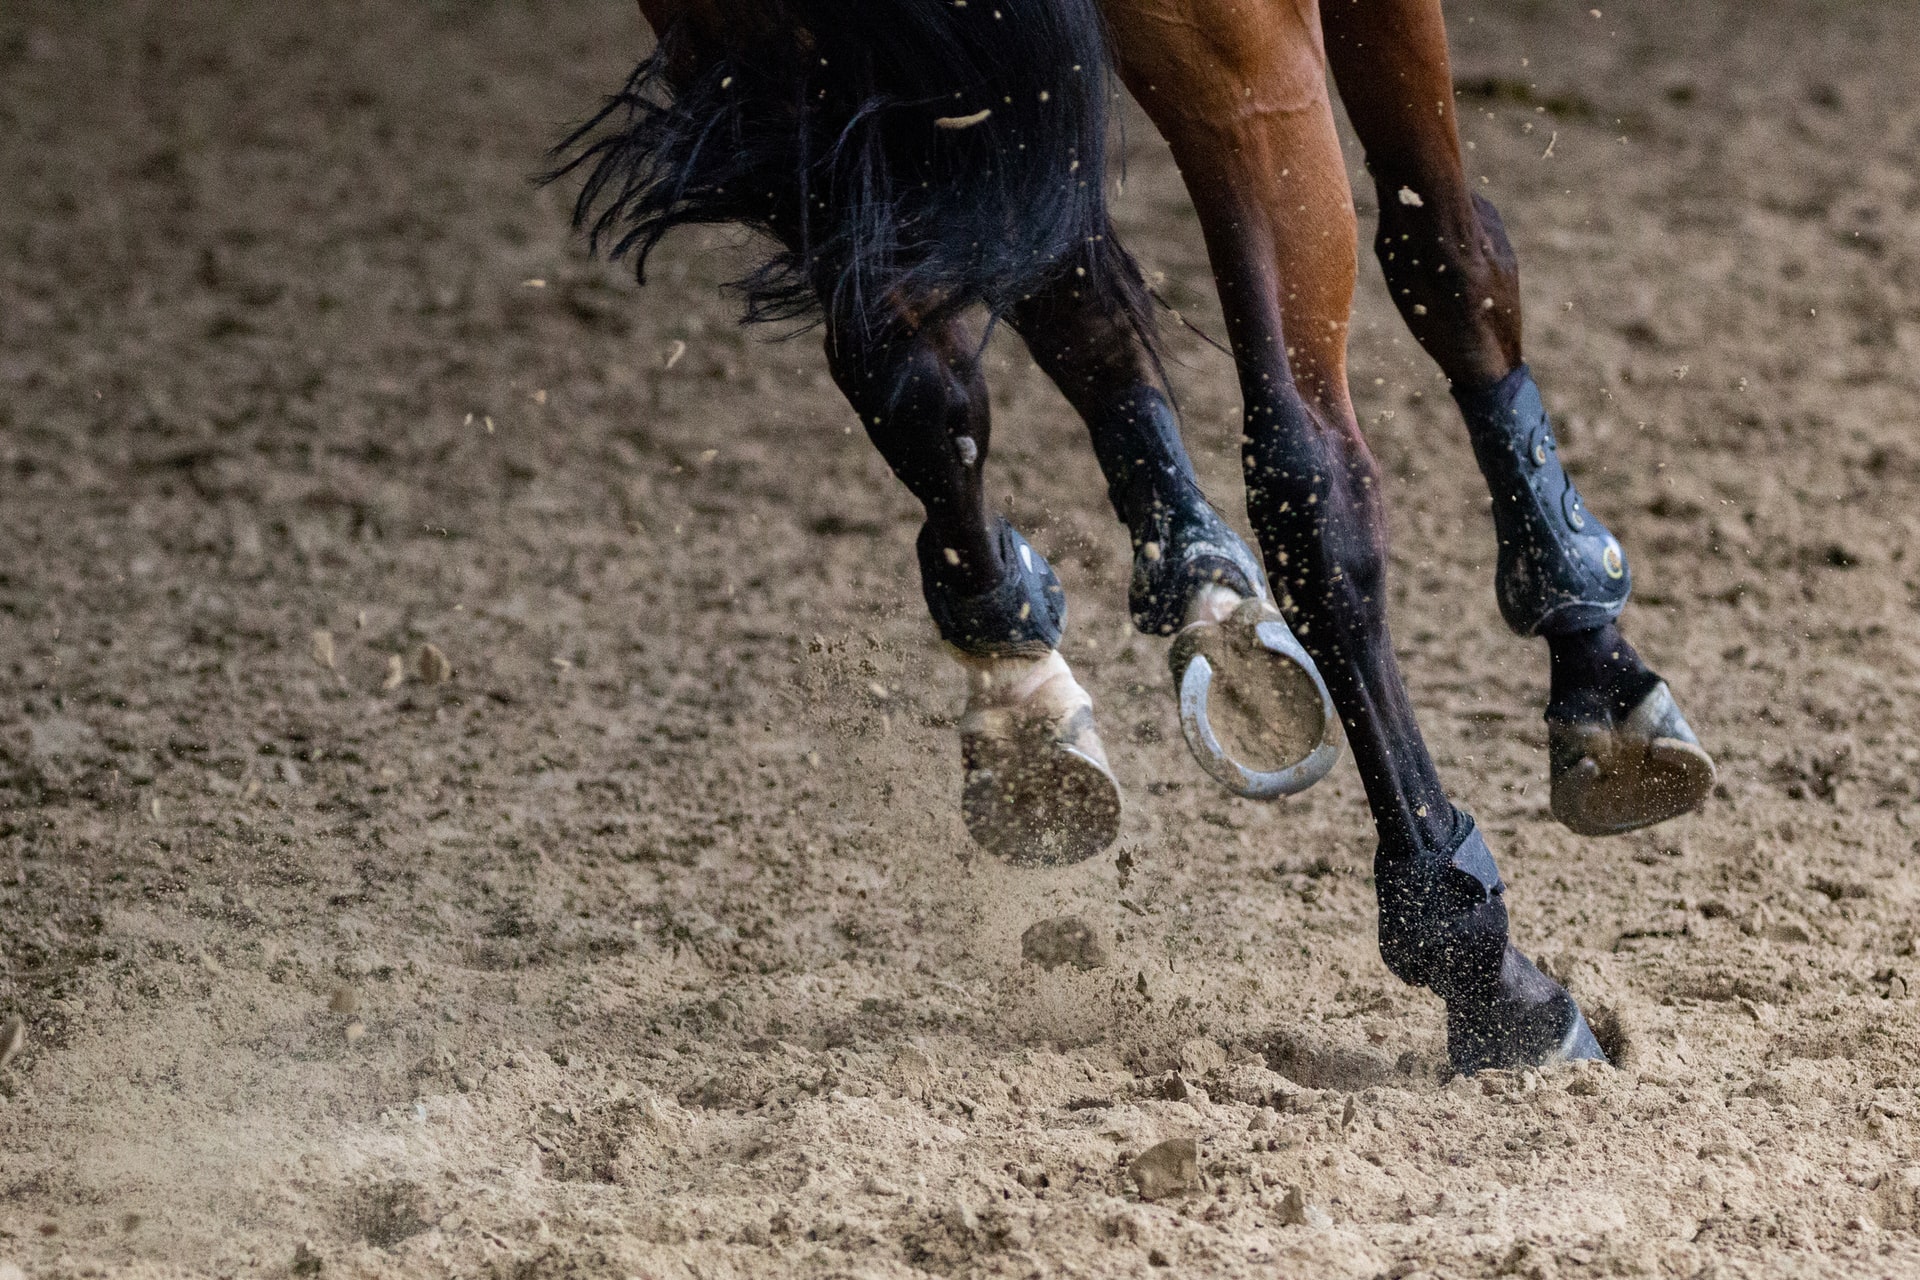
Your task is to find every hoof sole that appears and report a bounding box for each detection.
[1549,681,1714,836]
[1171,600,1340,801]
[962,739,1122,867]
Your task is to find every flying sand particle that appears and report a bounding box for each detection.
[934,108,992,130]
[416,643,452,685]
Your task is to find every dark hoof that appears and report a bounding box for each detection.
[1169,599,1340,801]
[1448,945,1609,1074]
[960,668,1121,866]
[1548,681,1713,837]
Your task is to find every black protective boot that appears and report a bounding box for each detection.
[1376,814,1607,1074]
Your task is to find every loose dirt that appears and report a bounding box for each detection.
[4,1,1920,1276]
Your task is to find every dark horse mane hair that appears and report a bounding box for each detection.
[544,0,1156,351]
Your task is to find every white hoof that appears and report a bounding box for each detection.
[956,651,1121,866]
[1169,595,1340,801]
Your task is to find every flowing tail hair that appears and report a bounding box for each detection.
[544,0,1156,349]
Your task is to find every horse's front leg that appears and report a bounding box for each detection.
[1107,0,1603,1072]
[1323,0,1713,837]
[1009,279,1340,801]
[822,307,1122,866]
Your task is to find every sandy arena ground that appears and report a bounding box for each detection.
[5,1,1920,1276]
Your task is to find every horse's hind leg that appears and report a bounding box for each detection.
[821,307,1121,866]
[1009,279,1339,800]
[1106,0,1602,1072]
[1322,0,1713,836]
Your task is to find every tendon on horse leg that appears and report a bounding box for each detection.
[1010,279,1340,799]
[1106,0,1604,1070]
[1322,0,1714,835]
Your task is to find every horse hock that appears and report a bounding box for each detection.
[922,519,1121,865]
[1375,816,1607,1073]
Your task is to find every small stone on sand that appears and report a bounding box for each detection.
[1179,1037,1227,1077]
[383,653,405,689]
[1277,1184,1332,1229]
[416,643,452,685]
[892,1044,937,1100]
[1129,1137,1197,1201]
[1875,1167,1920,1231]
[345,1020,367,1044]
[0,1015,25,1070]
[1021,915,1109,972]
[330,986,359,1015]
[311,629,335,670]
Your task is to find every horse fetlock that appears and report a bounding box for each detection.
[955,651,1119,866]
[1454,364,1630,637]
[919,518,1064,657]
[1127,496,1265,637]
[1374,820,1510,1001]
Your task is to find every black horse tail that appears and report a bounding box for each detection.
[545,0,1154,348]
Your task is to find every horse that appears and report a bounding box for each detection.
[548,0,1717,1075]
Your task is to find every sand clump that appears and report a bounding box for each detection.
[1021,915,1111,971]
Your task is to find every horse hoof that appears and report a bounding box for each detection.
[1548,681,1714,837]
[1447,945,1609,1074]
[959,658,1122,867]
[1169,598,1340,801]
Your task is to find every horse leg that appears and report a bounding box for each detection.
[1010,278,1340,800]
[821,306,1122,866]
[1322,0,1713,836]
[569,0,1131,863]
[1105,0,1602,1071]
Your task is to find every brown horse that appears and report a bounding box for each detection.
[551,0,1715,1073]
